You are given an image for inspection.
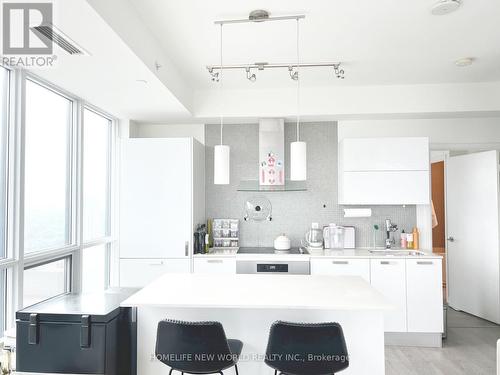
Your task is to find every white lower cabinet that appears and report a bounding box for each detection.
[193,257,236,274]
[406,259,444,333]
[120,258,190,287]
[370,259,407,332]
[310,258,370,282]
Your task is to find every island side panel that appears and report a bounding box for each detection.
[136,306,385,375]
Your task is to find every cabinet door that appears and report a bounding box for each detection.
[119,258,190,287]
[370,259,407,332]
[310,258,370,282]
[340,171,430,205]
[193,258,236,274]
[120,139,192,259]
[342,138,429,171]
[406,259,443,333]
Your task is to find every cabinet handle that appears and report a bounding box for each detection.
[207,259,223,264]
[332,261,349,265]
[380,261,392,265]
[416,261,433,265]
[148,261,164,266]
[185,241,189,257]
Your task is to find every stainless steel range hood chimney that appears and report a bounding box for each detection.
[237,119,307,192]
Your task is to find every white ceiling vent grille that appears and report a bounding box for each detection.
[32,24,88,55]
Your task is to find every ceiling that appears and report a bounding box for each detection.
[29,0,191,122]
[129,0,500,89]
[22,0,500,122]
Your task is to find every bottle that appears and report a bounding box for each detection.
[193,227,200,255]
[400,230,407,249]
[207,219,213,249]
[412,227,420,250]
[406,231,413,249]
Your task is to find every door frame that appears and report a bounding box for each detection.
[430,151,450,301]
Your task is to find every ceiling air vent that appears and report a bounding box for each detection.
[32,24,88,55]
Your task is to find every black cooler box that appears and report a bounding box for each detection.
[16,288,138,375]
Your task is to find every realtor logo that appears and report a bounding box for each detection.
[1,2,56,67]
[3,2,53,54]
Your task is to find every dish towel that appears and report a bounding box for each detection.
[431,200,439,228]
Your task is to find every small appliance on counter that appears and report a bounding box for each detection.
[323,223,345,249]
[343,226,356,249]
[16,288,137,375]
[302,222,324,255]
[274,233,291,253]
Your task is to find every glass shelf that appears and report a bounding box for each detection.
[237,180,307,192]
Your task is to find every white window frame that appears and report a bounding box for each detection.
[0,67,117,332]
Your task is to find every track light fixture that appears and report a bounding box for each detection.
[245,67,257,82]
[288,66,299,81]
[208,68,219,82]
[208,62,345,82]
[333,64,345,79]
[207,11,344,84]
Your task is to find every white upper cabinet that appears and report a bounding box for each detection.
[342,138,429,171]
[339,137,430,205]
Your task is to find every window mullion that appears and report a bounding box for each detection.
[72,100,84,294]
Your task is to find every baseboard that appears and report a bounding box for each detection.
[385,332,443,348]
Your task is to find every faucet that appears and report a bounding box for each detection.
[385,219,398,249]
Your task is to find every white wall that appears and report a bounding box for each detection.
[194,81,500,121]
[133,124,205,144]
[338,118,500,150]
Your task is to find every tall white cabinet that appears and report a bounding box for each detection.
[119,138,205,287]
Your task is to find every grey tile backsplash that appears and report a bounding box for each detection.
[205,122,416,248]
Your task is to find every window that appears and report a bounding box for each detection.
[83,108,111,241]
[0,66,9,259]
[23,258,69,307]
[0,66,10,335]
[0,71,116,333]
[82,244,107,293]
[24,79,73,253]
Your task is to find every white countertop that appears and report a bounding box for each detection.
[194,248,442,259]
[121,273,392,311]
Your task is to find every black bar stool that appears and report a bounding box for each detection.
[155,319,243,375]
[265,321,349,375]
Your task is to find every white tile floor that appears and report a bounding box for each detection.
[386,308,500,375]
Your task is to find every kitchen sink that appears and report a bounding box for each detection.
[368,249,426,256]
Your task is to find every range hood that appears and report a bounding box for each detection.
[237,119,307,192]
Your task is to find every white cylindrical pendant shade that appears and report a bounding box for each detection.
[290,141,307,181]
[214,145,230,184]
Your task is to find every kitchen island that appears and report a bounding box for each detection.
[122,273,391,375]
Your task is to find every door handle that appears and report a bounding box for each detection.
[447,236,455,242]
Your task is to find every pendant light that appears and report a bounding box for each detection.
[290,18,307,181]
[214,24,230,185]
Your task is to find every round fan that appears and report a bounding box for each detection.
[243,195,272,221]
